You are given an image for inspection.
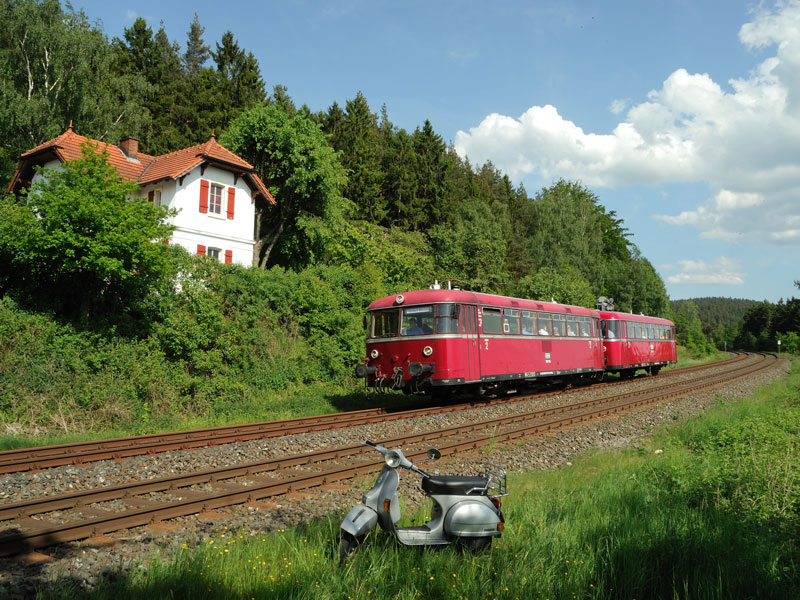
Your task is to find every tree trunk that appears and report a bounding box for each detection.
[257,216,286,269]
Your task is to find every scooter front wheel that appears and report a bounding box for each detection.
[338,531,362,564]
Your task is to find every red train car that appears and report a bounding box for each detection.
[598,310,677,378]
[355,288,605,394]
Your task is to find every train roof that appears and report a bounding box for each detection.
[368,289,600,316]
[598,310,674,326]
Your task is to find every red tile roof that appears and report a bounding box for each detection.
[9,126,274,204]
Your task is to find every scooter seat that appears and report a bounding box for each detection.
[422,475,488,495]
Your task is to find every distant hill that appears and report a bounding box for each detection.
[671,297,759,330]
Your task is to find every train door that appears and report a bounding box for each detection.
[461,305,480,381]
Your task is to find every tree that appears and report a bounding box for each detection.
[514,265,595,307]
[220,104,348,268]
[0,0,149,185]
[211,31,265,118]
[183,13,210,76]
[428,198,509,292]
[324,92,385,223]
[0,143,174,328]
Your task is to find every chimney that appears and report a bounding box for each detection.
[119,137,139,160]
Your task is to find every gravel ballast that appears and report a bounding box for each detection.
[0,359,789,598]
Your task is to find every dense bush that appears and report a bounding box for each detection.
[0,251,379,434]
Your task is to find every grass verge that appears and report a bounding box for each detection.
[31,357,798,599]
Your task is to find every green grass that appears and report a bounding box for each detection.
[31,357,799,599]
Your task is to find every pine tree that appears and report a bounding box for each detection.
[183,13,209,75]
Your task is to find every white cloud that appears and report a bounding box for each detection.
[666,257,746,286]
[609,99,629,115]
[454,1,800,246]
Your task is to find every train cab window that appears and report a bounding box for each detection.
[435,303,459,334]
[371,309,399,338]
[602,320,621,339]
[402,306,434,336]
[537,313,552,335]
[503,308,520,334]
[521,311,535,335]
[483,308,502,334]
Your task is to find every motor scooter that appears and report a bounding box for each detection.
[338,441,507,561]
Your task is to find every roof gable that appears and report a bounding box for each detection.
[9,126,274,204]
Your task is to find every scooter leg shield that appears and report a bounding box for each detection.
[340,504,378,538]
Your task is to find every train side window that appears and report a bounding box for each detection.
[538,312,552,335]
[579,317,590,337]
[503,308,520,334]
[566,315,578,336]
[435,303,459,334]
[521,311,535,335]
[483,307,502,334]
[552,314,565,336]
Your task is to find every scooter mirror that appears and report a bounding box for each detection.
[385,450,402,468]
[427,448,441,461]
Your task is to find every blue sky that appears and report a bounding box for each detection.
[77,0,799,302]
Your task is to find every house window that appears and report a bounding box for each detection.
[207,247,221,260]
[209,184,223,214]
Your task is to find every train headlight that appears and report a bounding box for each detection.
[370,349,380,359]
[422,346,433,357]
[395,294,404,304]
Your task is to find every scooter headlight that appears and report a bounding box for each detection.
[385,450,402,468]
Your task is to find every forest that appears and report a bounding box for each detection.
[0,1,796,433]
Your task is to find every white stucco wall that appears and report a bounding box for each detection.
[140,165,257,267]
[30,158,257,267]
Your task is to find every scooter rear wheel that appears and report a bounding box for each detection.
[338,531,362,564]
[459,536,492,552]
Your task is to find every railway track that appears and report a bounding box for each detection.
[0,352,778,557]
[0,353,747,475]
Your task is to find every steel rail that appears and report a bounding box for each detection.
[0,353,776,557]
[0,354,746,474]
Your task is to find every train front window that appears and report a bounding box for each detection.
[602,320,621,339]
[435,303,459,334]
[371,309,399,338]
[402,306,434,335]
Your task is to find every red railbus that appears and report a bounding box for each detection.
[598,311,677,378]
[355,288,605,394]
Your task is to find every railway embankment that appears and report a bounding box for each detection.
[0,354,791,598]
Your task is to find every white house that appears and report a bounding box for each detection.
[7,124,275,266]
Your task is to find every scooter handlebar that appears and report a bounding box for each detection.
[364,440,389,454]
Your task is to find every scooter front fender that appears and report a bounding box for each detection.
[340,504,378,538]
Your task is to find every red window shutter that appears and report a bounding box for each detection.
[197,244,206,256]
[227,187,235,219]
[199,180,209,213]
[148,191,154,203]
[224,249,233,264]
